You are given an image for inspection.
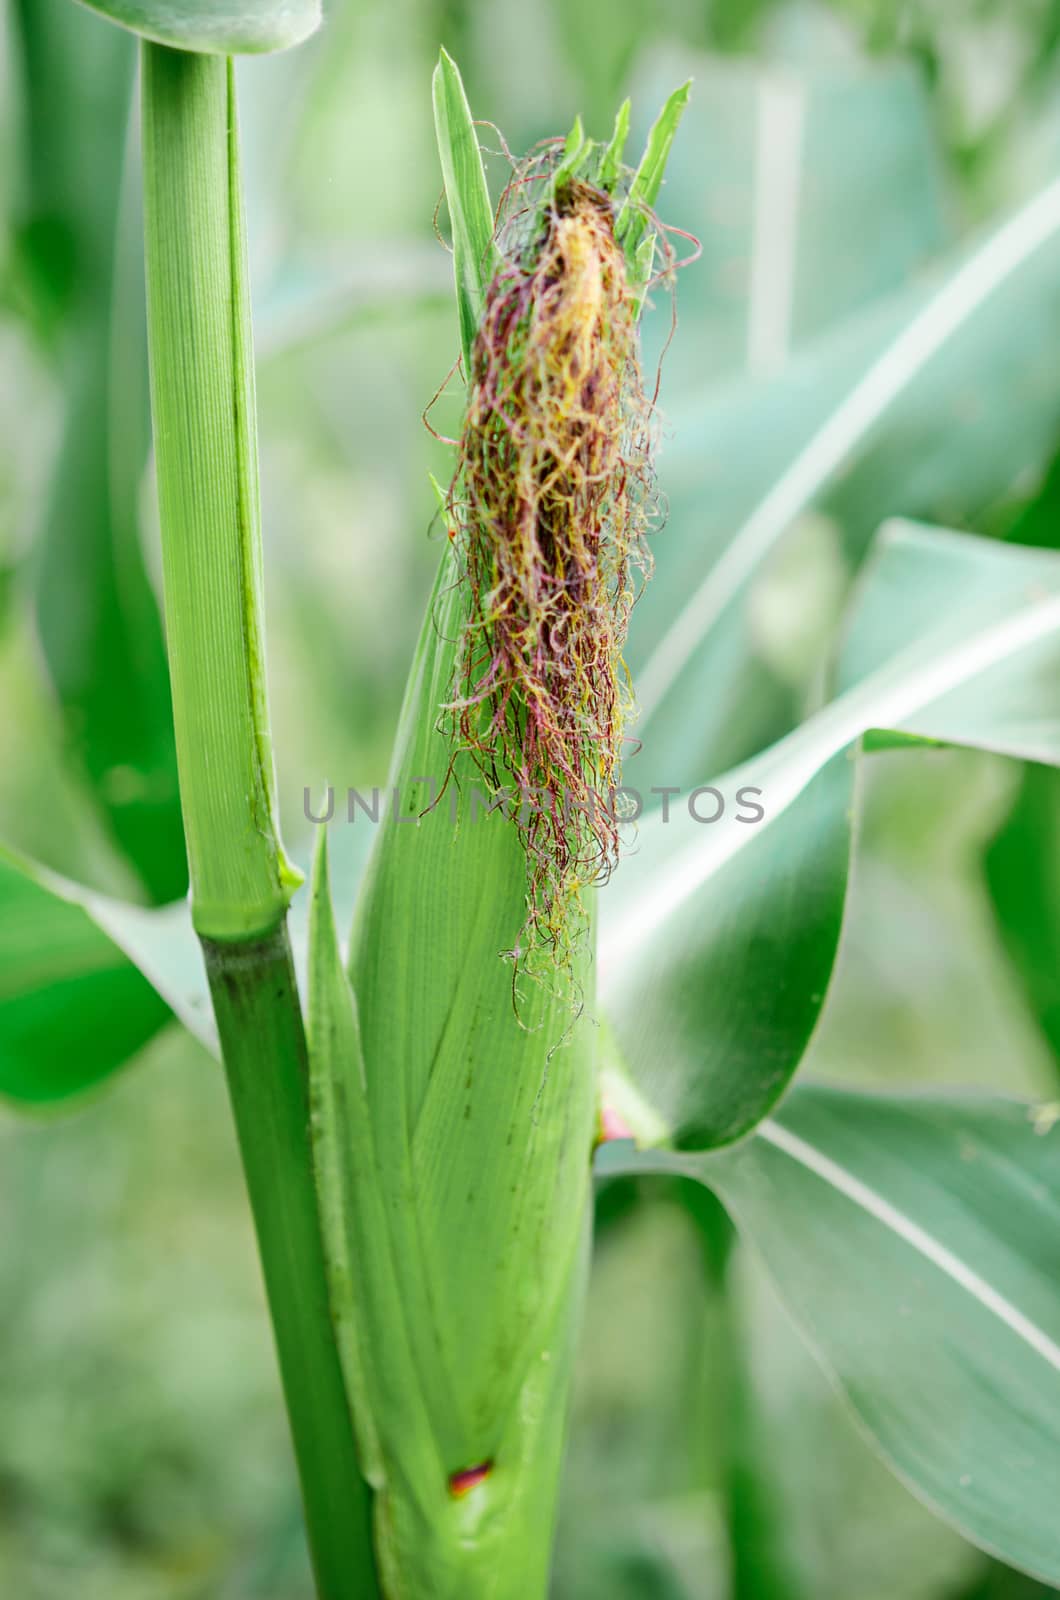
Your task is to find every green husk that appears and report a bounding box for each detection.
[598,97,632,190]
[310,828,591,1595]
[432,48,499,374]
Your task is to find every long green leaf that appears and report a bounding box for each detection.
[631,46,950,393]
[431,48,498,376]
[634,174,1060,782]
[615,80,690,256]
[599,1084,1060,1583]
[600,522,1060,1147]
[985,765,1060,1081]
[72,0,320,53]
[14,0,186,902]
[597,97,630,192]
[0,818,383,1109]
[307,828,421,1592]
[0,844,175,1103]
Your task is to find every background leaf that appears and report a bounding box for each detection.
[632,39,950,394]
[600,522,1060,1147]
[630,174,1060,782]
[0,843,212,1107]
[598,1084,1060,1584]
[71,0,321,54]
[0,845,172,1104]
[11,0,186,903]
[984,765,1060,1083]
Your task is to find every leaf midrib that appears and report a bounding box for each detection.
[759,1116,1060,1373]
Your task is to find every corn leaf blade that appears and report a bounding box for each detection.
[14,0,187,902]
[71,0,320,53]
[615,80,690,261]
[0,846,180,1103]
[599,1084,1060,1584]
[432,48,498,376]
[601,523,1060,1148]
[985,765,1060,1079]
[634,175,1060,782]
[597,98,631,192]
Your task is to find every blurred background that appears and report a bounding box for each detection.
[1,0,1059,1594]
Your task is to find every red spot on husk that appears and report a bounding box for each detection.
[449,1462,492,1498]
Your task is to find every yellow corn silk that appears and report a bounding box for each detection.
[308,131,676,1597]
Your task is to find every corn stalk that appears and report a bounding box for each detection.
[139,42,376,1597]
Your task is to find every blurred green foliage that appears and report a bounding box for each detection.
[1,0,1059,1594]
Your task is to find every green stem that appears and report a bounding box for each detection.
[140,41,378,1595]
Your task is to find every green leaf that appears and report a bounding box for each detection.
[550,114,594,198]
[13,0,186,902]
[832,521,1060,762]
[12,0,134,338]
[559,114,588,170]
[615,80,690,307]
[601,522,1060,1147]
[630,46,951,393]
[0,832,218,1109]
[431,48,498,376]
[606,743,855,1150]
[301,830,384,1590]
[599,1084,1060,1584]
[839,534,1060,1088]
[71,0,320,53]
[985,765,1060,1081]
[0,845,174,1104]
[0,818,381,1111]
[634,173,1060,783]
[306,828,420,1581]
[615,80,690,256]
[597,98,630,192]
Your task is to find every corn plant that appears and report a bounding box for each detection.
[3,1,1060,1597]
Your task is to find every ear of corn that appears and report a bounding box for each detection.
[306,54,688,1596]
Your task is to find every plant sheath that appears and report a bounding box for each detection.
[140,41,376,1596]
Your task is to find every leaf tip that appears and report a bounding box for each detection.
[309,807,331,901]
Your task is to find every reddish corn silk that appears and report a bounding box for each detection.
[443,170,659,969]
